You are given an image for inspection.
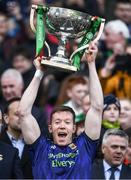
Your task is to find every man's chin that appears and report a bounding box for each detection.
[55,138,71,146]
[112,160,123,166]
[57,141,68,146]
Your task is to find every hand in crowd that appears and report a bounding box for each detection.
[101,42,125,77]
[113,43,125,56]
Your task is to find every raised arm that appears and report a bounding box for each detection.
[84,42,103,140]
[18,57,44,144]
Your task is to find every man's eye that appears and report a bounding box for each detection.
[121,146,126,150]
[55,121,60,124]
[111,145,117,149]
[66,121,70,124]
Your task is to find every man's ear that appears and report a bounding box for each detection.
[101,144,105,154]
[3,114,9,124]
[48,124,52,133]
[73,124,76,134]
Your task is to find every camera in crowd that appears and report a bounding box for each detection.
[114,54,131,74]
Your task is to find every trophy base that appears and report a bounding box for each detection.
[41,59,77,72]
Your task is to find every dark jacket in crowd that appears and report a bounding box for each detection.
[0,141,23,179]
[0,130,33,179]
[91,160,131,179]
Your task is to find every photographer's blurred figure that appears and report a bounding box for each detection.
[99,20,131,99]
[103,45,131,99]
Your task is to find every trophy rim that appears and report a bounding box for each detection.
[45,6,93,39]
[48,6,91,16]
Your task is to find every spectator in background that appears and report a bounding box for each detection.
[119,99,131,130]
[0,98,33,178]
[96,94,121,159]
[99,19,130,72]
[99,20,131,99]
[0,69,24,107]
[56,74,89,120]
[114,0,131,34]
[0,68,49,137]
[92,129,131,179]
[0,2,29,65]
[0,12,15,72]
[11,45,35,89]
[102,52,131,100]
[101,94,121,136]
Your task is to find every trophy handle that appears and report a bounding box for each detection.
[93,18,105,43]
[30,5,51,57]
[69,18,105,61]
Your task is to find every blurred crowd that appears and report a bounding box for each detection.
[0,0,131,179]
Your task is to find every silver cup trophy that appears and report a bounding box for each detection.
[30,4,105,71]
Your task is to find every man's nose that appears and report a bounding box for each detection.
[110,109,115,114]
[116,147,122,153]
[60,122,65,128]
[120,109,125,115]
[5,87,11,93]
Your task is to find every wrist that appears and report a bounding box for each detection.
[34,69,44,80]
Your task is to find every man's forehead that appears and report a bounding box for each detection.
[107,135,127,144]
[52,111,73,120]
[120,100,131,108]
[9,101,20,110]
[53,111,73,116]
[1,77,19,86]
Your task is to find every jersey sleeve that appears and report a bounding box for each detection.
[75,132,99,161]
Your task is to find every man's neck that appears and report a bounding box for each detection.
[7,128,22,140]
[71,100,81,110]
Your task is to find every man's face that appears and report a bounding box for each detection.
[119,100,131,130]
[1,76,23,101]
[0,14,8,35]
[103,104,119,122]
[6,101,21,132]
[67,84,88,106]
[49,111,76,146]
[102,135,128,166]
[13,55,32,74]
[115,3,131,23]
[103,28,123,49]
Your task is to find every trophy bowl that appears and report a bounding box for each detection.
[46,7,92,39]
[30,5,105,72]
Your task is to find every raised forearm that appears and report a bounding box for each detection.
[84,61,103,139]
[88,62,103,110]
[19,70,43,114]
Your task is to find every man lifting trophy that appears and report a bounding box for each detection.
[30,4,105,72]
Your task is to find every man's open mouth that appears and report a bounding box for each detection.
[58,132,67,138]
